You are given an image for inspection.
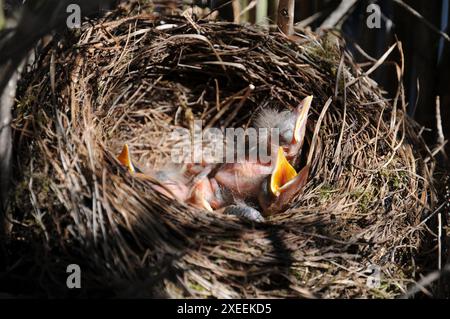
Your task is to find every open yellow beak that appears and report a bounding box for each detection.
[191,190,214,212]
[293,95,313,144]
[117,144,136,173]
[270,147,297,196]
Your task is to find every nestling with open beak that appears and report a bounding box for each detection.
[214,146,309,217]
[213,95,313,217]
[254,95,312,165]
[117,144,228,211]
[117,144,191,202]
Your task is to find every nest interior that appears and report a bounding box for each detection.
[8,4,439,298]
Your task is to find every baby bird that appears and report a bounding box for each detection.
[214,146,309,217]
[257,147,309,215]
[213,96,313,215]
[117,144,229,213]
[254,95,312,164]
[117,144,190,202]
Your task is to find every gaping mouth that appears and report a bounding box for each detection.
[262,96,313,215]
[270,147,298,196]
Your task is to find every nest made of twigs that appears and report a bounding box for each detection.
[10,3,439,298]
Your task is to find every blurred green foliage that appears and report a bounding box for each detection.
[0,0,5,30]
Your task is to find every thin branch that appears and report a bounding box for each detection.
[393,0,450,43]
[295,12,323,29]
[0,64,18,238]
[346,42,398,88]
[239,0,258,20]
[320,0,358,30]
[401,263,450,298]
[277,0,295,36]
[232,0,240,24]
[438,212,442,270]
[435,96,447,159]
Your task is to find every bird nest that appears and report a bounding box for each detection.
[10,5,439,298]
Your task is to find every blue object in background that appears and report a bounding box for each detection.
[438,0,449,66]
